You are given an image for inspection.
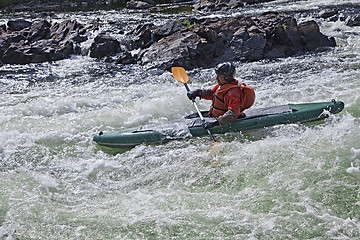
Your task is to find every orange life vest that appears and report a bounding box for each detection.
[209,82,255,118]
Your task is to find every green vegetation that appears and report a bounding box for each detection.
[177,19,196,31]
[0,0,13,8]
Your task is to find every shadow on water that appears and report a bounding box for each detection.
[95,145,134,155]
[150,5,194,14]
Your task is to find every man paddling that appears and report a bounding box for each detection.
[187,62,255,128]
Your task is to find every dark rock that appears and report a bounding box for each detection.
[128,23,156,50]
[228,0,245,8]
[116,52,136,64]
[194,0,274,12]
[0,19,88,64]
[2,46,33,64]
[243,0,274,3]
[298,20,336,51]
[318,9,338,19]
[49,20,84,42]
[154,20,181,40]
[140,30,205,70]
[0,24,6,33]
[26,20,51,42]
[89,33,120,59]
[328,15,339,22]
[126,0,156,9]
[195,0,224,11]
[53,40,75,61]
[3,0,127,12]
[128,20,182,50]
[345,14,360,26]
[7,19,32,31]
[135,28,153,48]
[7,34,26,44]
[135,13,337,70]
[242,33,267,61]
[0,9,338,69]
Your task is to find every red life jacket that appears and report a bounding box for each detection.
[209,81,255,118]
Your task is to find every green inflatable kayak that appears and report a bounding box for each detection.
[93,100,344,148]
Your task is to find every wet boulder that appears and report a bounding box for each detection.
[125,0,194,9]
[346,14,360,26]
[126,20,182,51]
[317,9,339,19]
[89,33,121,58]
[194,0,274,11]
[154,20,182,41]
[116,51,137,65]
[127,23,156,50]
[140,30,207,70]
[0,24,6,33]
[1,46,35,64]
[261,14,336,59]
[29,20,51,41]
[0,19,88,64]
[126,0,156,9]
[298,20,336,50]
[7,19,32,31]
[49,20,86,42]
[135,12,337,70]
[242,32,267,61]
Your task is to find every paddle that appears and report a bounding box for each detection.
[171,67,218,144]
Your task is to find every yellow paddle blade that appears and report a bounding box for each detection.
[210,142,221,154]
[171,67,189,84]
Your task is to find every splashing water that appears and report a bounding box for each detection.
[1,0,360,239]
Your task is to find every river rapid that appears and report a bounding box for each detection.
[1,0,360,239]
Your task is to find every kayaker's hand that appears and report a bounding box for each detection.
[187,89,201,100]
[203,120,219,129]
[217,110,237,126]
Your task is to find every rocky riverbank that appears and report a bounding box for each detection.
[129,13,336,71]
[1,1,359,71]
[0,0,126,11]
[1,0,275,11]
[0,19,96,64]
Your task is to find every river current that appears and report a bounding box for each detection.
[1,0,360,239]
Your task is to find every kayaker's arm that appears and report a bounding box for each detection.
[187,88,237,127]
[187,89,213,100]
[200,89,214,99]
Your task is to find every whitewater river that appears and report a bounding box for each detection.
[1,0,360,239]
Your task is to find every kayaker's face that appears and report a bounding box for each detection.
[216,74,227,85]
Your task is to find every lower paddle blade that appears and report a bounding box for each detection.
[171,67,189,84]
[209,141,222,158]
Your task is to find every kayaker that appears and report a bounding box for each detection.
[187,62,255,128]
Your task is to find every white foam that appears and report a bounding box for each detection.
[34,172,58,189]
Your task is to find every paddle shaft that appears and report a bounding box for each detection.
[184,83,217,143]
